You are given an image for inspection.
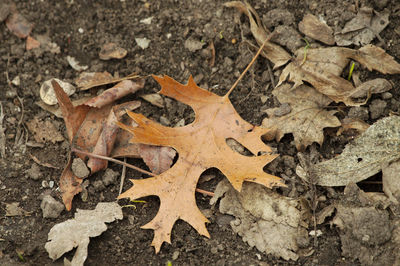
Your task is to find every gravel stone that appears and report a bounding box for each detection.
[348,107,369,120]
[102,168,118,186]
[369,99,387,119]
[71,158,90,178]
[26,164,42,180]
[40,195,64,218]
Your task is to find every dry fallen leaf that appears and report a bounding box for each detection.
[6,10,33,38]
[99,42,127,60]
[45,202,123,266]
[5,202,31,217]
[382,159,400,204]
[52,79,143,209]
[75,72,139,91]
[26,117,64,144]
[278,45,400,105]
[335,7,389,46]
[138,144,176,175]
[262,84,340,150]
[210,179,309,261]
[225,1,291,68]
[26,35,40,50]
[117,75,284,252]
[40,78,76,106]
[298,13,334,45]
[311,116,400,186]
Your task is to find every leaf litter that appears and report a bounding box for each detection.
[117,75,284,252]
[210,179,309,261]
[45,202,123,266]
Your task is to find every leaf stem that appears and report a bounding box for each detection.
[224,32,276,98]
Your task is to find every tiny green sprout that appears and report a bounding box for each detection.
[167,261,173,266]
[122,200,146,209]
[16,251,25,262]
[300,38,310,66]
[219,31,224,39]
[347,62,355,81]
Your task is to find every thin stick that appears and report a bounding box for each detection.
[71,148,215,196]
[71,148,155,176]
[119,157,127,195]
[224,32,275,98]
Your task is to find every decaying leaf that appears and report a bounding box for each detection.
[311,116,400,186]
[45,202,123,266]
[26,35,40,50]
[75,72,139,91]
[336,118,370,136]
[335,7,389,46]
[5,202,31,217]
[333,183,398,265]
[298,13,334,45]
[210,179,309,261]
[141,93,164,108]
[225,1,291,68]
[75,72,113,90]
[40,78,76,106]
[52,79,143,209]
[117,75,284,252]
[6,10,33,38]
[26,117,64,144]
[382,159,400,204]
[278,45,400,105]
[262,84,340,150]
[99,42,127,60]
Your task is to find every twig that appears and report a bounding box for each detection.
[119,157,127,196]
[266,61,275,88]
[29,153,60,169]
[0,102,5,158]
[71,148,155,176]
[72,148,215,196]
[224,32,276,98]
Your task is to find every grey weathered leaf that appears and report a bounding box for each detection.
[312,116,400,186]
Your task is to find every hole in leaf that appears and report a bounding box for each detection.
[226,138,253,156]
[357,158,363,162]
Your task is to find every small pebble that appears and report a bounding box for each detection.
[40,195,64,218]
[369,99,387,119]
[71,158,90,178]
[172,250,180,260]
[348,107,369,120]
[26,164,42,181]
[102,169,118,186]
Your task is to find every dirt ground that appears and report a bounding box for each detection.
[1,0,400,265]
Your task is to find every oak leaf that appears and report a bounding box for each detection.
[262,84,340,150]
[278,45,400,105]
[118,75,284,252]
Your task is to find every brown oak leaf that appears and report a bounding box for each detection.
[262,83,341,151]
[278,45,400,105]
[117,75,284,252]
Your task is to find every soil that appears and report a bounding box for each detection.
[1,0,400,265]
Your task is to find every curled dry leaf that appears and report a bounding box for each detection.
[312,116,400,186]
[45,202,123,266]
[225,1,291,68]
[278,45,400,105]
[336,118,370,136]
[141,93,164,108]
[99,42,127,60]
[40,78,76,105]
[117,75,284,252]
[66,56,88,71]
[262,84,340,150]
[51,78,143,209]
[75,72,139,91]
[335,7,389,46]
[298,13,334,45]
[210,179,309,261]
